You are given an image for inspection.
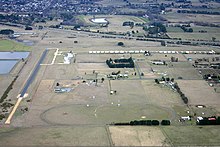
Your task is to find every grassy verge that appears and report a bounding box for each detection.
[0,40,31,52]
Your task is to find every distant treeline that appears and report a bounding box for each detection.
[177,10,220,15]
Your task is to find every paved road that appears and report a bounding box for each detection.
[20,49,48,97]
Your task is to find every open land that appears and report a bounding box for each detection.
[0,3,220,146]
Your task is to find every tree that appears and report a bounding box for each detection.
[0,29,14,35]
[74,25,81,30]
[101,78,105,83]
[117,42,124,46]
[155,79,159,84]
[25,26,33,30]
[161,41,166,46]
[188,28,193,32]
[212,37,216,42]
[161,120,170,125]
[166,77,170,81]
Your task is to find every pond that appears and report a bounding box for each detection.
[0,60,18,74]
[0,52,30,74]
[0,52,29,59]
[91,18,108,24]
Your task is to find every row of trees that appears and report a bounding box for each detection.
[173,83,188,104]
[114,120,171,126]
[167,40,220,47]
[106,57,134,68]
[177,10,220,15]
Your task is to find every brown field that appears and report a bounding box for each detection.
[177,80,220,106]
[109,126,170,146]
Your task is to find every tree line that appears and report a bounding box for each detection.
[177,9,220,15]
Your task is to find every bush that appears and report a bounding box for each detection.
[0,114,5,120]
[146,120,152,126]
[152,120,160,125]
[155,79,159,84]
[114,122,130,125]
[118,42,124,46]
[25,26,33,30]
[161,120,171,125]
[0,29,14,35]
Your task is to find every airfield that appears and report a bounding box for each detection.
[0,14,220,146]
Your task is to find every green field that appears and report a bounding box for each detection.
[166,27,184,33]
[78,15,148,33]
[0,39,31,51]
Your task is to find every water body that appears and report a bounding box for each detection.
[0,60,17,74]
[91,18,108,24]
[0,52,29,59]
[0,52,30,74]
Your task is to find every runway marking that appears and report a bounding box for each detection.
[5,97,23,125]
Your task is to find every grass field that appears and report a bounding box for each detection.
[0,39,31,51]
[166,27,184,33]
[163,126,220,146]
[0,126,110,146]
[78,15,147,33]
[167,32,220,41]
[163,12,220,24]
